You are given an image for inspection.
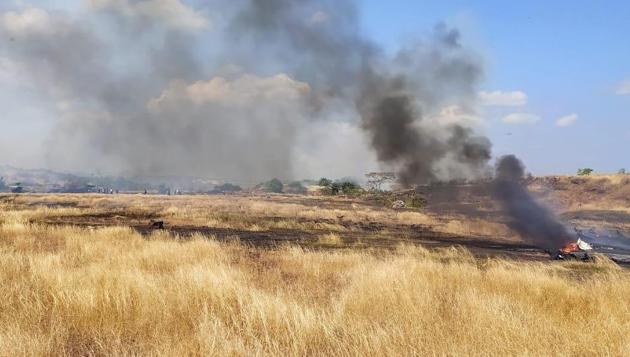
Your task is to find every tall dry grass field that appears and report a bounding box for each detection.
[0,197,629,355]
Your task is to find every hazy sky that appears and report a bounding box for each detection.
[0,0,628,176]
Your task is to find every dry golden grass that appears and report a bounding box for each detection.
[317,232,343,246]
[0,199,629,356]
[433,218,515,240]
[530,174,630,213]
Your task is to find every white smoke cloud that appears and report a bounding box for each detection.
[428,105,485,128]
[294,120,379,180]
[0,7,108,101]
[1,7,52,35]
[309,11,329,25]
[479,90,527,106]
[81,73,313,179]
[88,0,209,31]
[0,57,21,85]
[556,113,578,127]
[149,74,310,109]
[502,113,541,125]
[616,80,630,95]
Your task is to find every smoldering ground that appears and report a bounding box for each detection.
[0,0,491,183]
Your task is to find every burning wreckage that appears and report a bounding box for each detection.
[553,236,594,261]
[552,228,630,263]
[494,156,600,262]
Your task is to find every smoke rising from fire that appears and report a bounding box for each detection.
[1,1,581,252]
[0,1,491,182]
[493,155,574,250]
[231,0,492,184]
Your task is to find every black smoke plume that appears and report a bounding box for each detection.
[1,1,492,183]
[232,1,492,184]
[494,155,574,250]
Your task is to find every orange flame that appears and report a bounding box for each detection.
[560,242,580,254]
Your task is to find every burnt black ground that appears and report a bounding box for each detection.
[5,191,628,265]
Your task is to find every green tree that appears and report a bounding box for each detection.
[322,181,363,196]
[318,178,332,187]
[320,182,341,195]
[213,183,242,193]
[340,181,362,195]
[577,168,593,176]
[263,178,284,193]
[618,168,627,174]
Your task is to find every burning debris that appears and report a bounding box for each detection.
[572,228,630,264]
[492,157,630,263]
[554,238,594,261]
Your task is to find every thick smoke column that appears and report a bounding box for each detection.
[356,54,492,185]
[0,0,492,183]
[232,1,492,185]
[494,155,573,250]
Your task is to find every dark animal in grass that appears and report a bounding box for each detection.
[149,220,165,229]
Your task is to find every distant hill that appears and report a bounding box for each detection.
[0,165,219,193]
[527,174,630,211]
[0,165,74,191]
